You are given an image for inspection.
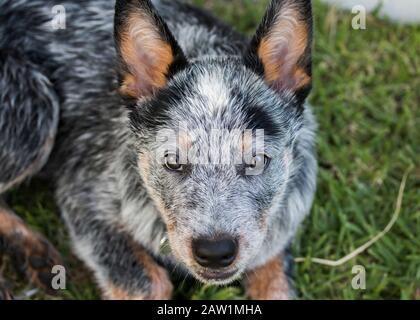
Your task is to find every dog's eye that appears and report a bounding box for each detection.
[246,154,271,173]
[164,153,183,172]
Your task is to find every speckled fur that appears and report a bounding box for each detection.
[0,0,317,299]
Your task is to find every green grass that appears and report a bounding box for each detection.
[4,0,419,300]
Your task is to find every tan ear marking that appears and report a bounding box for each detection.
[257,8,311,91]
[119,12,175,97]
[119,73,138,97]
[291,66,311,90]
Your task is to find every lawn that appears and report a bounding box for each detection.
[3,0,419,300]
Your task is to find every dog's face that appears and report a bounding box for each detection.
[115,0,312,284]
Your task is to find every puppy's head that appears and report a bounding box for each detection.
[115,0,312,284]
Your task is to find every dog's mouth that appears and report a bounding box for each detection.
[195,269,240,284]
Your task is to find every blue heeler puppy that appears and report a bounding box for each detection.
[0,0,317,300]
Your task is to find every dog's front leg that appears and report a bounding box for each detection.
[69,219,172,300]
[244,256,291,300]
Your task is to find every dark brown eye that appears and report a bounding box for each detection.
[164,153,183,172]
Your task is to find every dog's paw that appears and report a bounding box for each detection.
[9,233,63,292]
[1,203,64,293]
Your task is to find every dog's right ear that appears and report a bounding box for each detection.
[114,0,187,98]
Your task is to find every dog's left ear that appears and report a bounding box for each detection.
[245,0,313,102]
[114,0,187,98]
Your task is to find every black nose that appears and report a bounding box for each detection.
[192,237,238,269]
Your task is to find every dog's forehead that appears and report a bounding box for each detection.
[168,61,281,130]
[194,66,234,114]
[171,62,244,118]
[163,60,301,145]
